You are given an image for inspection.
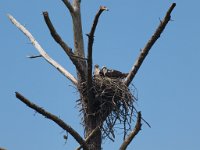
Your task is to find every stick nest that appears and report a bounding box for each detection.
[78,76,137,141]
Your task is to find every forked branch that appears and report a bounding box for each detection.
[7,14,78,85]
[124,3,176,86]
[15,92,88,150]
[62,0,74,14]
[43,12,85,80]
[87,6,108,101]
[119,112,142,150]
[62,0,86,81]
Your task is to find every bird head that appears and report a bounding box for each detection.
[94,64,99,69]
[102,66,108,74]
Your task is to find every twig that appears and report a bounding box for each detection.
[7,14,78,85]
[124,3,176,86]
[62,0,74,14]
[15,92,89,150]
[26,54,42,59]
[86,6,108,109]
[76,126,101,150]
[43,12,85,80]
[119,112,142,150]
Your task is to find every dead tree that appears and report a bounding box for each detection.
[8,1,176,150]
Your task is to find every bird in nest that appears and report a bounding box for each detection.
[94,64,128,79]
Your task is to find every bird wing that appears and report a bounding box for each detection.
[105,69,127,78]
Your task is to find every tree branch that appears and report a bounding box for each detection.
[62,0,74,14]
[7,14,78,85]
[124,3,176,86]
[62,0,85,63]
[15,92,89,150]
[43,12,85,80]
[71,2,87,82]
[119,112,142,150]
[86,6,108,105]
[76,126,101,150]
[76,126,100,150]
[73,0,81,11]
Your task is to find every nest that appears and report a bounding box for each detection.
[78,75,137,141]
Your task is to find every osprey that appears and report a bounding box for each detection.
[100,66,128,79]
[94,64,101,77]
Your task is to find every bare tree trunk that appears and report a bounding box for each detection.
[70,2,102,150]
[85,114,102,150]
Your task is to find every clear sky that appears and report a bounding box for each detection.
[1,0,200,150]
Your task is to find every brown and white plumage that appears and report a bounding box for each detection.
[100,66,128,79]
[94,64,100,77]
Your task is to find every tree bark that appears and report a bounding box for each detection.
[84,6,108,150]
[69,2,102,150]
[71,3,87,75]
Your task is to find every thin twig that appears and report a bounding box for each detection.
[15,92,89,150]
[26,55,42,59]
[43,12,85,80]
[124,3,176,86]
[119,112,142,150]
[7,14,78,85]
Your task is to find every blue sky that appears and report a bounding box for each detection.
[1,0,200,150]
